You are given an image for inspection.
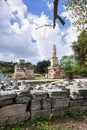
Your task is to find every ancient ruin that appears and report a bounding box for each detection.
[13,59,35,80]
[0,78,87,128]
[48,44,65,79]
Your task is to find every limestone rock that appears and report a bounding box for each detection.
[31,99,51,111]
[30,90,47,99]
[52,98,69,109]
[47,89,69,99]
[7,112,30,125]
[16,96,31,104]
[0,104,28,118]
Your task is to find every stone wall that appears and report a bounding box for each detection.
[0,79,87,128]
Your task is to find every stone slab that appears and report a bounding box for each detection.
[31,99,41,110]
[52,98,69,109]
[31,109,51,119]
[0,104,27,118]
[7,112,30,125]
[31,99,51,111]
[48,90,69,99]
[0,99,13,107]
[0,94,16,100]
[31,90,47,100]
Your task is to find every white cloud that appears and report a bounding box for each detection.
[47,1,53,10]
[0,0,78,64]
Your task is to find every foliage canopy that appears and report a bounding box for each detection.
[64,0,87,30]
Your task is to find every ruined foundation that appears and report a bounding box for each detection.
[0,79,87,128]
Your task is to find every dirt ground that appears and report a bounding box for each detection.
[22,117,87,130]
[48,117,87,130]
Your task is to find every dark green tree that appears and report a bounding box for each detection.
[60,55,75,79]
[0,61,15,74]
[35,60,50,74]
[72,30,87,66]
[72,30,87,77]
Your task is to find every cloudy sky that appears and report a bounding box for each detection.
[0,0,78,64]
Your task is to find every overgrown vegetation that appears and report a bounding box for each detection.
[0,61,15,75]
[34,60,50,74]
[60,29,87,79]
[65,107,87,120]
[60,55,75,80]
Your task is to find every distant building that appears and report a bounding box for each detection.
[48,44,65,79]
[13,59,35,80]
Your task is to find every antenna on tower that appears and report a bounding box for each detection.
[35,24,53,39]
[35,24,53,30]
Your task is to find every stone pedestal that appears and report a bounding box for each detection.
[48,44,65,79]
[48,66,65,79]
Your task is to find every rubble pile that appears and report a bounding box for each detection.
[0,78,87,128]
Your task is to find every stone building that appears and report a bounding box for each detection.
[48,44,65,79]
[13,59,35,80]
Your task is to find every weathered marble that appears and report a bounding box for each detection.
[16,96,31,104]
[30,90,47,100]
[52,98,69,109]
[7,112,30,125]
[47,89,69,99]
[48,45,65,79]
[13,59,35,80]
[0,104,28,118]
[31,99,51,111]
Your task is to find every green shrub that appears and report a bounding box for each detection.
[37,122,50,130]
